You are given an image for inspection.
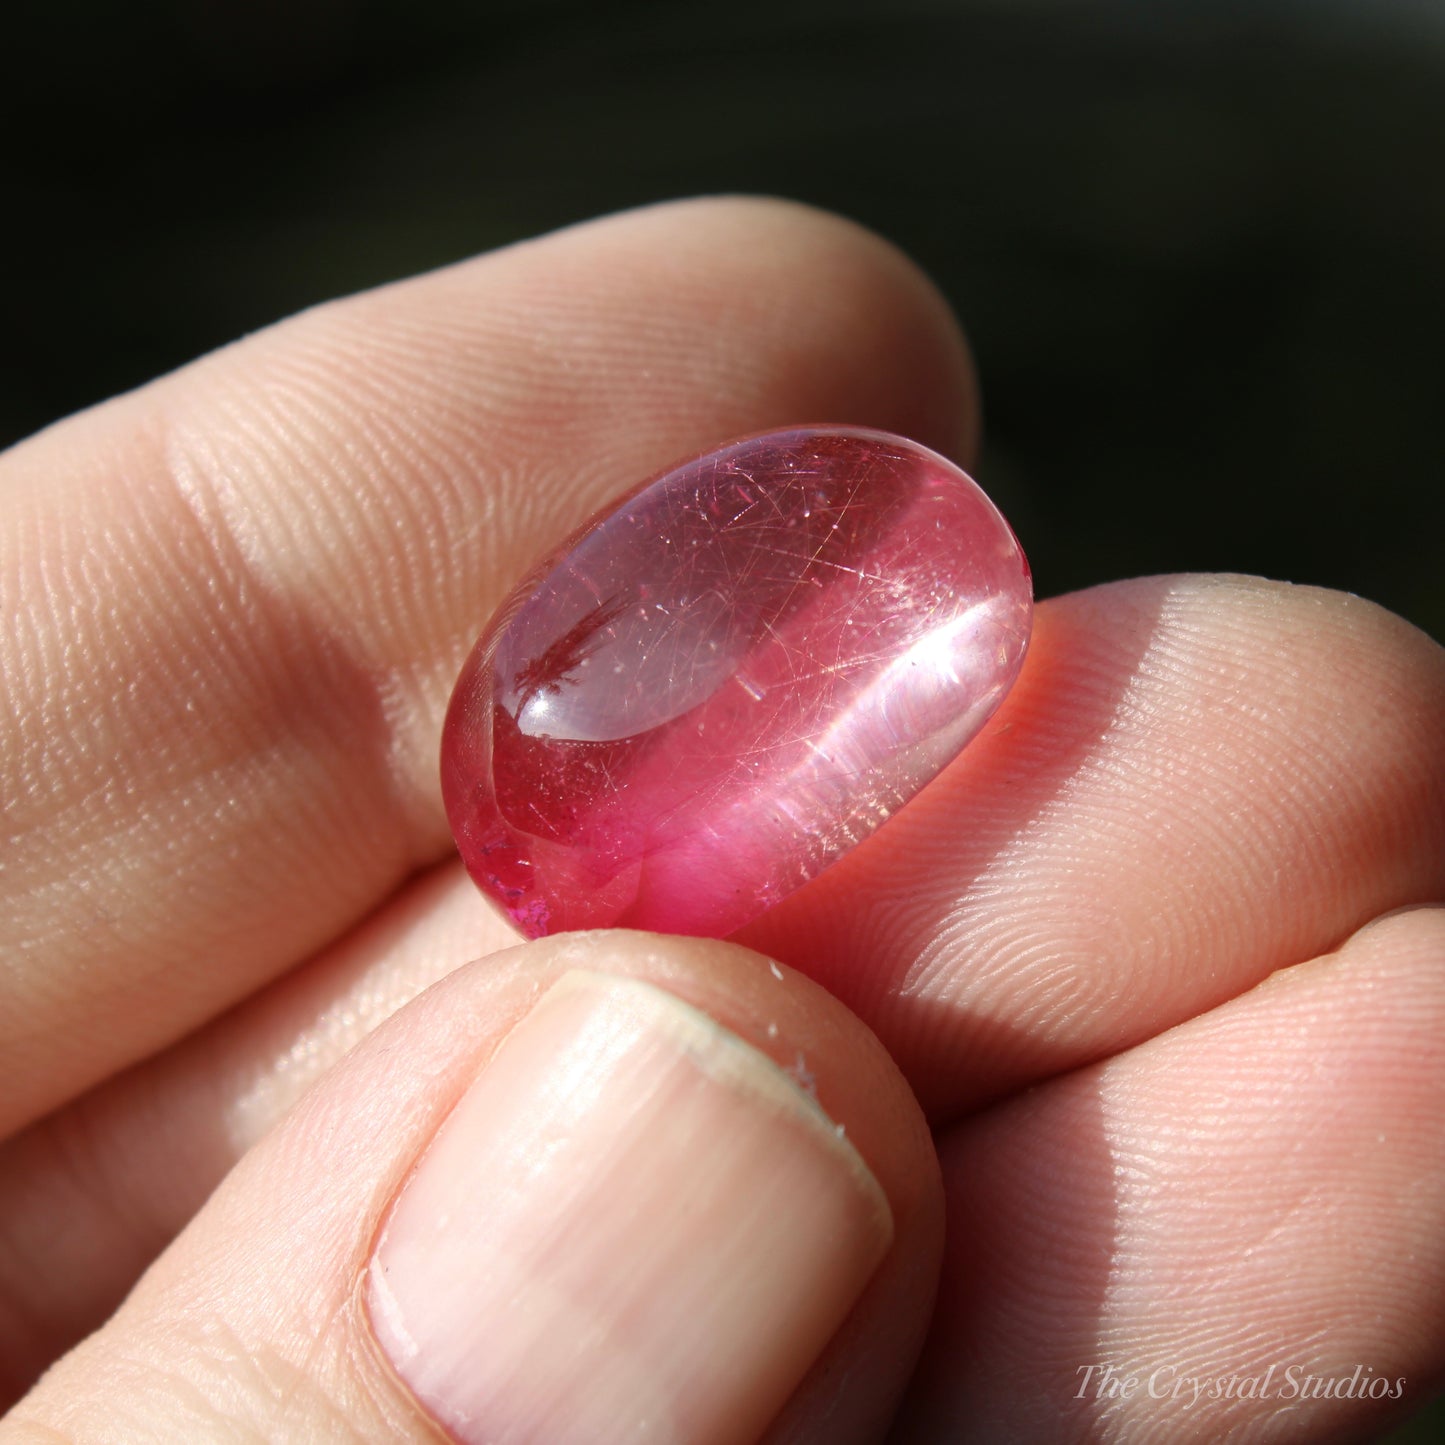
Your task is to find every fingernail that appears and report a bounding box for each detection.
[366,969,892,1445]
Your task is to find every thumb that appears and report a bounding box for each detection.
[5,932,942,1445]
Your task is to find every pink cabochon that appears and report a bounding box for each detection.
[441,426,1032,937]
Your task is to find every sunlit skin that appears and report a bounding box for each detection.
[1,199,1441,1442]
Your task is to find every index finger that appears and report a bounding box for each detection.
[0,197,978,1136]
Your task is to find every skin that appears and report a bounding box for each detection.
[0,197,1442,1442]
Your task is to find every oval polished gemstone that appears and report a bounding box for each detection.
[441,426,1032,938]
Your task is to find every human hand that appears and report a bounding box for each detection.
[2,198,1441,1443]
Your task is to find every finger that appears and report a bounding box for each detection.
[9,577,1443,1371]
[0,196,978,1136]
[740,574,1445,1115]
[893,905,1445,1442]
[3,932,943,1445]
[0,861,506,1404]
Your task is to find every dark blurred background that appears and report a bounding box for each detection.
[5,0,1443,642]
[2,0,1442,1436]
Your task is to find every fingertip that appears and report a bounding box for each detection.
[365,964,894,1444]
[0,192,981,1136]
[8,931,941,1445]
[901,901,1445,1442]
[617,194,981,466]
